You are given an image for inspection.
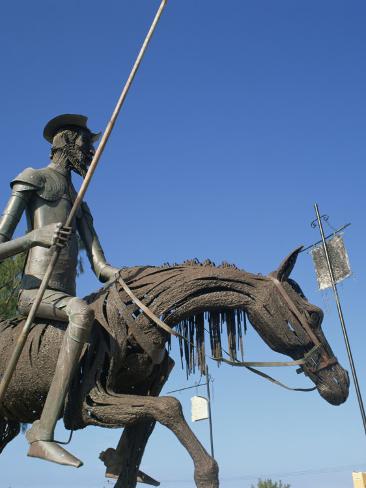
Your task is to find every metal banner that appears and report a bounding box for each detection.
[191,396,209,422]
[310,234,351,290]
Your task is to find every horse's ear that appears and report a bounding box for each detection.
[270,246,304,281]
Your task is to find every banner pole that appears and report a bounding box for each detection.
[314,203,366,435]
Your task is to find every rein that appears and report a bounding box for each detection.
[117,274,183,340]
[115,273,336,392]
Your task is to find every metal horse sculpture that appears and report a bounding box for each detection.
[0,247,349,488]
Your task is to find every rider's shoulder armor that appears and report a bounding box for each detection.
[11,167,43,192]
[11,167,67,202]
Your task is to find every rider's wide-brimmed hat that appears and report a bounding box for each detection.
[43,114,101,143]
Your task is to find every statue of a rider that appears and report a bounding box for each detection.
[0,114,119,467]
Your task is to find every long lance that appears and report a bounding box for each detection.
[0,0,168,405]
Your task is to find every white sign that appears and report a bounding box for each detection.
[191,395,209,422]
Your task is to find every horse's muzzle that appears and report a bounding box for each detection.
[315,363,350,405]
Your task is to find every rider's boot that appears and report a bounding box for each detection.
[26,298,94,467]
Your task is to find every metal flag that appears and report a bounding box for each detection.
[310,234,352,290]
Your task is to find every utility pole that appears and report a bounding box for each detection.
[167,366,215,458]
[205,364,215,458]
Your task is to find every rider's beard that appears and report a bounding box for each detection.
[67,148,90,178]
[55,146,90,178]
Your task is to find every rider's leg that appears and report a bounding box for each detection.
[20,291,94,467]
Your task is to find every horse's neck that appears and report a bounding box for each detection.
[88,281,168,365]
[88,267,261,375]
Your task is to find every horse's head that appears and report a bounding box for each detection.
[246,247,350,405]
[117,252,349,406]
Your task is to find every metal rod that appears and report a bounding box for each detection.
[314,203,366,435]
[301,223,351,253]
[205,364,215,458]
[66,0,168,226]
[0,0,168,405]
[166,383,208,395]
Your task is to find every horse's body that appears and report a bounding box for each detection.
[0,249,350,488]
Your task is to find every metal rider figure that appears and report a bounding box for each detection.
[0,114,119,467]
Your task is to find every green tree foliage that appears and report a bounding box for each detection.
[251,479,290,488]
[0,253,26,319]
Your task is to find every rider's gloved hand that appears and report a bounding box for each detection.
[31,223,72,249]
[98,264,120,283]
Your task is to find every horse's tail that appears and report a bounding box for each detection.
[0,417,20,454]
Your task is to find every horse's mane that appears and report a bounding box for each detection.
[86,260,253,378]
[174,308,247,377]
[160,257,240,270]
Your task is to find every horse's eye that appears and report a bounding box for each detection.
[310,312,320,326]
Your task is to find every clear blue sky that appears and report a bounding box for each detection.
[0,1,365,487]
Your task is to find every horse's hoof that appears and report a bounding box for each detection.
[195,479,219,488]
[27,440,83,468]
[194,459,219,488]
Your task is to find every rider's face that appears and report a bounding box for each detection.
[51,127,96,178]
[69,129,95,178]
[75,130,95,166]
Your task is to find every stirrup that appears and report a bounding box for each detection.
[27,440,83,468]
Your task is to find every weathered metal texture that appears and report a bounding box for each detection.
[3,164,112,296]
[12,167,79,295]
[0,253,350,488]
[100,354,174,486]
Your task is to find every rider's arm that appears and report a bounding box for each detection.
[0,181,33,261]
[0,223,70,262]
[0,175,69,261]
[77,202,119,283]
[0,233,37,261]
[0,167,42,244]
[0,185,30,244]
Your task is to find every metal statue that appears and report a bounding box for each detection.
[0,249,349,488]
[0,114,119,467]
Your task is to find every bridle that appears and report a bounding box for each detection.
[268,275,338,375]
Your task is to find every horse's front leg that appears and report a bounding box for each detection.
[87,389,219,488]
[99,355,174,487]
